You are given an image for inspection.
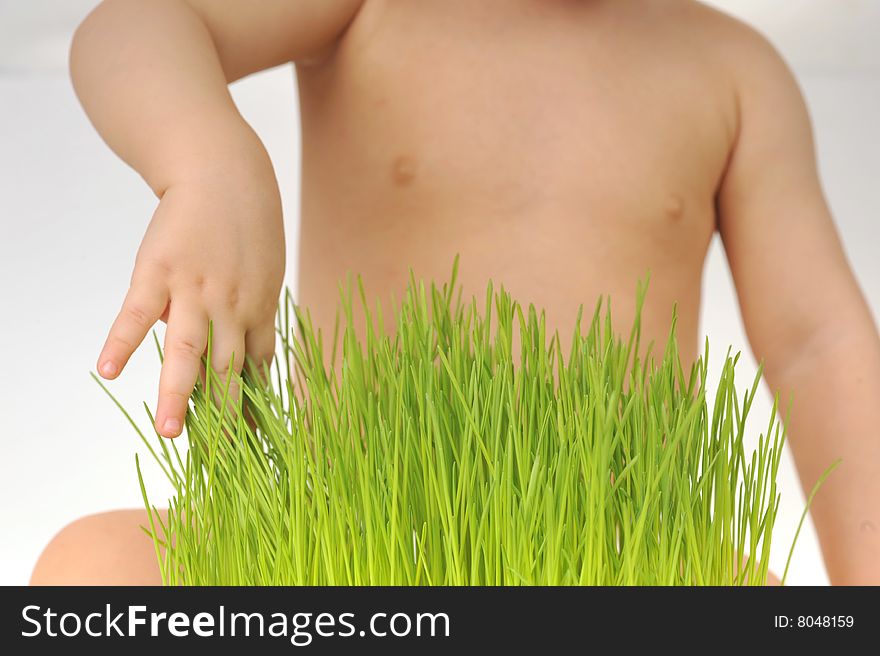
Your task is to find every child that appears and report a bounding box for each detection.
[32,0,880,584]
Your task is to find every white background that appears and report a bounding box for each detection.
[1,0,878,585]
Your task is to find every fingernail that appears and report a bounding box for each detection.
[162,418,181,436]
[100,361,118,378]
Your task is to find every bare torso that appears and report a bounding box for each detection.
[295,0,737,357]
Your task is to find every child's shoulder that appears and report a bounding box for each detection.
[675,2,797,86]
[661,1,806,131]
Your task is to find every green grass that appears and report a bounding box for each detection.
[96,259,827,585]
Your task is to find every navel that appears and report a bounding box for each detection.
[390,155,417,187]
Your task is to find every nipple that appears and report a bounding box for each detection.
[391,155,417,187]
[665,194,685,222]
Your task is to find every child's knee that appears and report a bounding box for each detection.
[30,509,164,586]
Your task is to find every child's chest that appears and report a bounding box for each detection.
[297,0,732,257]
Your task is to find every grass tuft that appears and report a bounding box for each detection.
[98,259,828,585]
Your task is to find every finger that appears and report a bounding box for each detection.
[244,319,277,383]
[98,283,168,379]
[207,321,246,416]
[241,320,276,433]
[156,301,207,438]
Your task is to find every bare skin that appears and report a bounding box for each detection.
[32,0,880,585]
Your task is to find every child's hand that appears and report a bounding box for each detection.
[97,162,285,438]
[71,0,355,440]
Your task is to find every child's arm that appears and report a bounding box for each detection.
[72,0,362,437]
[717,31,880,584]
